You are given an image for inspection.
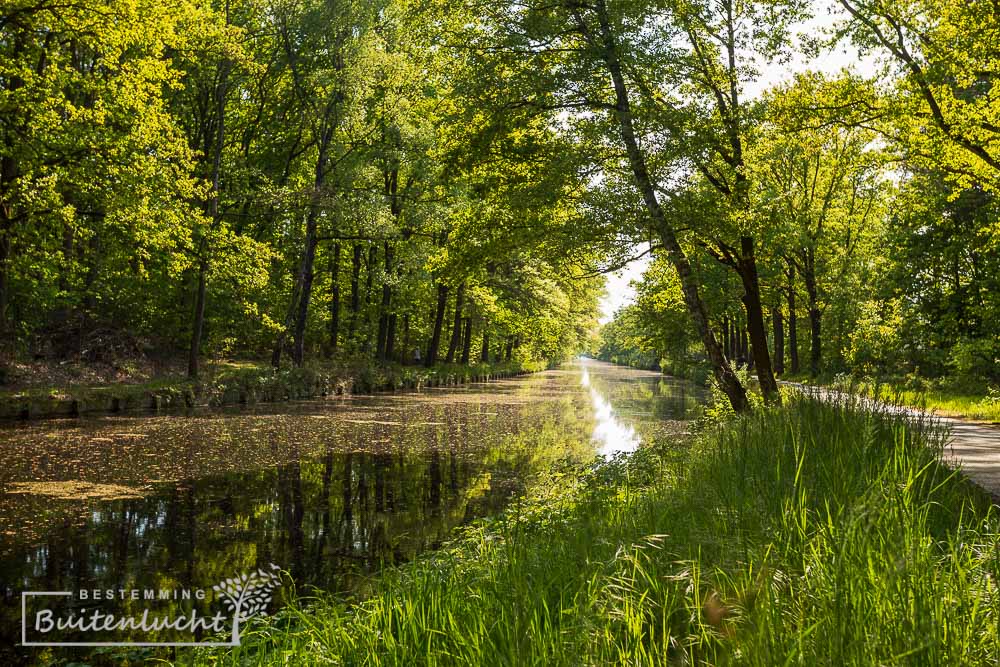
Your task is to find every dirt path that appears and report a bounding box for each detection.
[783,382,1000,498]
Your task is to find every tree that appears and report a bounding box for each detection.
[0,0,206,362]
[754,80,885,375]
[836,0,1000,192]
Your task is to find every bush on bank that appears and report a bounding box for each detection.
[187,394,1000,666]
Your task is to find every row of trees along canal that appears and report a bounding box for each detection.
[0,0,606,379]
[5,1,1000,412]
[591,0,1000,406]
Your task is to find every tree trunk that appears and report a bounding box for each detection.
[480,329,490,364]
[425,283,448,368]
[289,115,336,367]
[445,282,465,363]
[803,252,821,377]
[401,314,410,364]
[721,318,730,360]
[348,244,362,342]
[773,305,785,376]
[362,244,378,353]
[386,313,397,361]
[291,209,320,366]
[187,261,208,378]
[504,336,514,361]
[729,317,740,361]
[786,261,800,374]
[737,237,779,402]
[461,318,472,364]
[591,1,748,412]
[271,281,298,367]
[376,243,393,362]
[0,214,11,364]
[327,242,341,357]
[0,40,23,365]
[82,233,101,316]
[188,46,230,379]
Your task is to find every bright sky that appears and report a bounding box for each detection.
[598,1,881,325]
[599,254,651,325]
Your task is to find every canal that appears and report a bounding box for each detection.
[0,359,702,663]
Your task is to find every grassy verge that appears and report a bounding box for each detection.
[784,372,1000,422]
[185,395,1000,666]
[0,359,544,420]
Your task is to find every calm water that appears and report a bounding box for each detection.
[0,359,702,663]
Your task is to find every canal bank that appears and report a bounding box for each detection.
[0,360,541,421]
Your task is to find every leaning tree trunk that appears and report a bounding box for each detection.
[379,166,401,363]
[271,279,299,367]
[592,1,748,412]
[424,283,448,368]
[445,283,465,363]
[279,114,334,368]
[737,238,780,402]
[289,118,336,367]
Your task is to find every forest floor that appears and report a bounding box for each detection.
[0,356,191,391]
[180,394,1000,665]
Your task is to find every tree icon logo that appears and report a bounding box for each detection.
[212,563,282,644]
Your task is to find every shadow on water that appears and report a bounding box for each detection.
[0,360,703,664]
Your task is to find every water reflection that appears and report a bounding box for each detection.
[582,363,641,457]
[0,360,702,664]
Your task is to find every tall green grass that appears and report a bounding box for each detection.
[184,396,1000,666]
